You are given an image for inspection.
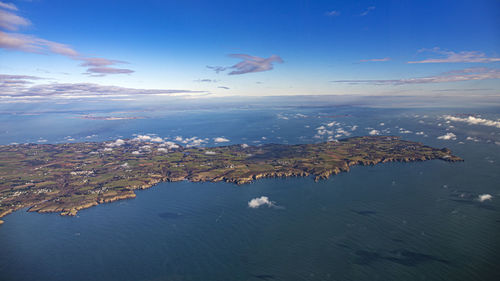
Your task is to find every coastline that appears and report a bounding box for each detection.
[0,136,463,223]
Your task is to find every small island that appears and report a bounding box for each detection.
[0,136,462,222]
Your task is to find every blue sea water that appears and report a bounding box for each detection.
[0,101,499,281]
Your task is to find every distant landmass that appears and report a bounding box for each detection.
[0,136,462,223]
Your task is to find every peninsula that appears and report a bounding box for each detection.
[0,136,462,222]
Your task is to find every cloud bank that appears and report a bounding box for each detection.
[332,67,500,85]
[443,115,500,129]
[0,76,207,102]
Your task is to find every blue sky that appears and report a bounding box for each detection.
[0,0,499,102]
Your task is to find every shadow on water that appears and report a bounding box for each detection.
[351,210,377,216]
[390,238,405,243]
[158,212,183,219]
[353,249,449,267]
[448,190,496,211]
[252,274,276,281]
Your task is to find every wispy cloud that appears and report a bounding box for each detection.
[0,74,42,88]
[228,54,283,75]
[218,86,230,90]
[0,8,29,31]
[194,79,218,83]
[0,31,78,56]
[408,48,500,64]
[208,54,283,75]
[84,66,134,76]
[326,10,340,17]
[332,67,500,85]
[360,57,391,62]
[0,4,134,76]
[206,65,228,73]
[360,6,375,16]
[0,1,17,11]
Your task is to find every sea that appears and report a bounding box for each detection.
[0,97,499,281]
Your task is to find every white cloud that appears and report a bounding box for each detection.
[248,196,277,208]
[134,135,151,141]
[157,147,168,153]
[214,137,230,143]
[182,136,207,147]
[415,131,425,135]
[351,125,358,131]
[150,137,164,142]
[443,115,500,129]
[437,132,457,140]
[477,194,493,202]
[131,151,141,155]
[140,145,151,151]
[241,143,249,148]
[466,136,479,142]
[368,129,380,135]
[161,141,180,149]
[205,151,216,155]
[106,138,125,147]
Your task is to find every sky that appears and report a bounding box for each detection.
[0,0,499,103]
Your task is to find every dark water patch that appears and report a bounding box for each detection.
[353,250,382,265]
[351,210,377,216]
[384,249,449,266]
[391,238,405,243]
[335,243,353,249]
[353,248,449,267]
[449,199,496,211]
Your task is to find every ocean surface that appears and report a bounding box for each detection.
[0,102,499,281]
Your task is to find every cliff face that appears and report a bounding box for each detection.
[0,136,462,222]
